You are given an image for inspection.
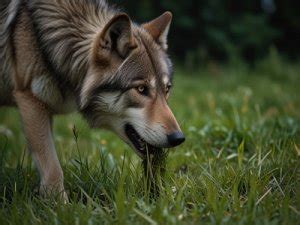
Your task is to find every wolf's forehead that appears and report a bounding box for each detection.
[140,47,171,84]
[140,50,170,78]
[122,49,170,85]
[117,30,173,88]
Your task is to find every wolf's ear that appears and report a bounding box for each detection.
[99,14,136,58]
[143,12,172,50]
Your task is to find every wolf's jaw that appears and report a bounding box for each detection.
[124,124,161,156]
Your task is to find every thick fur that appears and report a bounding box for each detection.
[0,0,182,199]
[0,0,20,105]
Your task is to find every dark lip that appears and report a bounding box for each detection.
[124,124,161,156]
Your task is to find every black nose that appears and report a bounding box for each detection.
[167,131,185,147]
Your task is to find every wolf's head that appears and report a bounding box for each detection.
[80,12,185,157]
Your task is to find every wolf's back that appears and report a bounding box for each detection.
[0,0,21,104]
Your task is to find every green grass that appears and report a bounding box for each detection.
[0,60,299,224]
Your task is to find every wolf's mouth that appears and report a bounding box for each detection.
[125,124,161,156]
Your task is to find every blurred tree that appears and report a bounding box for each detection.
[112,0,299,64]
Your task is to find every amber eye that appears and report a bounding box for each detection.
[136,85,148,96]
[166,84,172,94]
[138,86,145,93]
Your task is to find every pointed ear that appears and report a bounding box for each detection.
[143,12,172,50]
[99,14,136,58]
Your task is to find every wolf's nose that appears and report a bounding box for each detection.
[167,131,185,147]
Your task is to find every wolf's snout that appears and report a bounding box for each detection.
[167,131,185,147]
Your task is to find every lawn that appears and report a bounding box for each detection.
[0,59,299,224]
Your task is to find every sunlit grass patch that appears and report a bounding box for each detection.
[0,62,299,224]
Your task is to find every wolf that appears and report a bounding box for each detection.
[0,0,185,200]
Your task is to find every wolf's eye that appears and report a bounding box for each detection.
[136,85,148,96]
[166,84,172,94]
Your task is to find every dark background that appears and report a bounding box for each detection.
[112,0,299,66]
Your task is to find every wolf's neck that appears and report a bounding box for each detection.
[28,0,117,89]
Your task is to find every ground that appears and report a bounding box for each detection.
[0,59,299,225]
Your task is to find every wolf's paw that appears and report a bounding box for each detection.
[39,183,69,203]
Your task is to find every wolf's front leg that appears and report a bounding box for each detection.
[14,91,68,202]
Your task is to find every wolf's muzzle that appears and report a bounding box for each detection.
[167,131,185,147]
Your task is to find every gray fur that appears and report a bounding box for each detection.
[0,0,182,180]
[27,0,117,86]
[0,0,21,105]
